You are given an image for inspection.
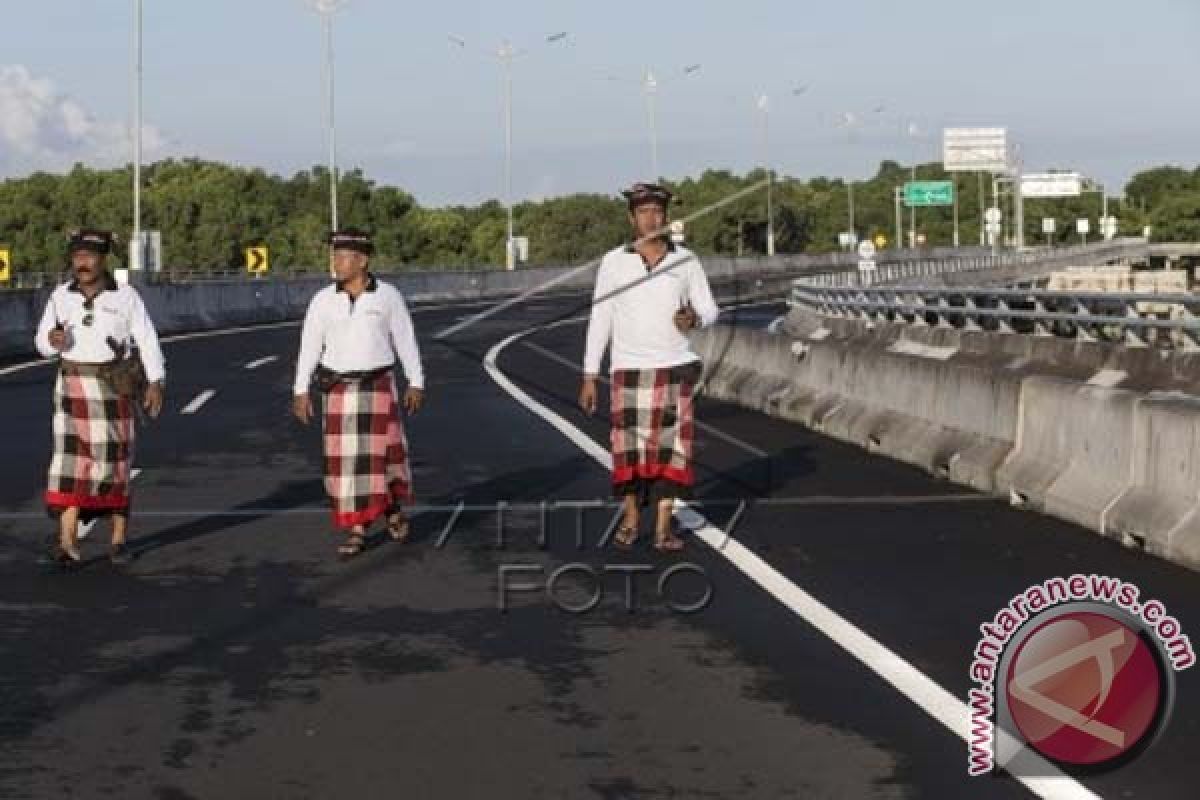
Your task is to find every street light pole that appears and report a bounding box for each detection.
[500,41,515,269]
[758,94,774,256]
[313,1,346,233]
[644,70,659,179]
[452,33,568,270]
[324,10,338,231]
[131,0,142,269]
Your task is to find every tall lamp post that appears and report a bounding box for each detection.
[605,64,700,181]
[756,93,774,256]
[131,0,143,270]
[311,0,348,233]
[451,32,569,269]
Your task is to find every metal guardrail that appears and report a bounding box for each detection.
[793,239,1150,289]
[789,283,1200,349]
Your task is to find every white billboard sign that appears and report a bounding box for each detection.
[942,127,1009,173]
[1020,172,1083,198]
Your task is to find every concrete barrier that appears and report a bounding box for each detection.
[992,377,1138,532]
[691,321,1200,572]
[1107,392,1200,567]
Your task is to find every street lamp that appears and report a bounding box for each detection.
[605,64,700,180]
[756,93,774,256]
[450,32,569,270]
[131,0,143,270]
[310,0,348,233]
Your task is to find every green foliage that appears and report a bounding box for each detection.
[0,158,1196,275]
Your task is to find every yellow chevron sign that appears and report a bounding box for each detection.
[0,248,10,282]
[245,246,269,274]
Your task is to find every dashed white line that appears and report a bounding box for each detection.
[78,468,142,540]
[484,326,1099,800]
[244,355,278,370]
[180,389,216,415]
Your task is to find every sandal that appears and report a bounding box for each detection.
[613,525,639,550]
[652,531,686,553]
[386,512,410,543]
[109,542,133,566]
[337,533,366,560]
[54,542,82,569]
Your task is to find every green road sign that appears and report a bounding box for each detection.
[904,180,954,207]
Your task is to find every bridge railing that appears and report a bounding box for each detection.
[792,238,1150,290]
[789,282,1200,349]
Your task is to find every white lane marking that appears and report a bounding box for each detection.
[78,468,142,540]
[484,326,1100,800]
[180,389,216,415]
[244,355,278,370]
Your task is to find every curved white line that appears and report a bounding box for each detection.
[484,325,1100,800]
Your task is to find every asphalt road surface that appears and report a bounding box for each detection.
[1,291,1196,799]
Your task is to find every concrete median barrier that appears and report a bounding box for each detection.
[993,377,1138,533]
[691,322,1200,572]
[1107,392,1200,567]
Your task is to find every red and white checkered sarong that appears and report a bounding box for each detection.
[321,370,412,529]
[45,368,135,512]
[610,361,699,495]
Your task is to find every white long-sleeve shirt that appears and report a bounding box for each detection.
[293,275,425,394]
[583,243,719,375]
[34,276,166,383]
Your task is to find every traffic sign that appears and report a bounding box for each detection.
[857,240,876,259]
[0,247,9,282]
[904,180,954,207]
[985,222,1002,236]
[857,259,877,273]
[984,207,1003,224]
[873,234,888,249]
[245,246,269,275]
[1042,218,1056,235]
[1076,219,1090,235]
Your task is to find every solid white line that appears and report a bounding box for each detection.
[484,326,1099,800]
[180,389,216,415]
[78,468,142,540]
[244,355,278,370]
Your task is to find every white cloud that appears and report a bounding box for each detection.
[0,64,170,174]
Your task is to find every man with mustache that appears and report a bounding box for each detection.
[34,229,165,567]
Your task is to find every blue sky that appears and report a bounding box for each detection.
[2,0,1197,205]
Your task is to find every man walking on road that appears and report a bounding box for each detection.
[34,229,166,567]
[579,183,718,552]
[293,229,425,559]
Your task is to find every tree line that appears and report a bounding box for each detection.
[0,158,1196,274]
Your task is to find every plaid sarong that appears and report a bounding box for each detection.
[321,370,412,529]
[610,361,700,498]
[45,368,134,513]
